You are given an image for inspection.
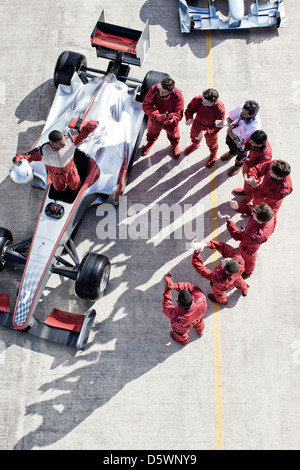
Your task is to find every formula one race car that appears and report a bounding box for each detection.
[0,11,168,350]
[179,0,287,33]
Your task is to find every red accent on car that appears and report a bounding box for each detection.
[0,293,10,313]
[45,308,85,333]
[91,30,138,53]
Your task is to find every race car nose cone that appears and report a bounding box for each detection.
[228,0,244,21]
[10,159,34,184]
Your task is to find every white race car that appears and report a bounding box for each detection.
[0,11,167,350]
[179,0,287,33]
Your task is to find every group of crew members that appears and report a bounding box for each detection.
[141,76,293,345]
[13,76,293,346]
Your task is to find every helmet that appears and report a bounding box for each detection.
[10,159,34,184]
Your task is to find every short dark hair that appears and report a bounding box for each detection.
[49,130,64,143]
[243,100,260,116]
[203,88,219,102]
[250,130,267,145]
[271,160,291,178]
[161,76,175,91]
[178,289,193,309]
[223,259,239,275]
[252,203,274,223]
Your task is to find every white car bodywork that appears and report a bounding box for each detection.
[11,71,145,332]
[0,9,154,349]
[179,0,287,33]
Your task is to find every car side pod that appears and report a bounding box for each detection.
[0,296,96,350]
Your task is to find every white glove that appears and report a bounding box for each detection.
[218,211,231,220]
[229,200,239,210]
[195,130,206,141]
[191,238,207,252]
[244,174,260,188]
[215,119,226,128]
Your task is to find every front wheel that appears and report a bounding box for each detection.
[0,227,13,272]
[75,253,111,301]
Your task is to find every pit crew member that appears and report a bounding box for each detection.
[184,88,225,168]
[163,272,207,345]
[142,76,184,158]
[191,239,248,304]
[226,203,276,278]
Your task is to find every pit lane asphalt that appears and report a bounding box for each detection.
[0,0,299,451]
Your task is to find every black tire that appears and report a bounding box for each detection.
[54,50,87,88]
[138,70,169,102]
[75,253,110,302]
[0,227,13,272]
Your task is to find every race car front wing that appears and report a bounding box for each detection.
[0,293,96,350]
[179,0,287,33]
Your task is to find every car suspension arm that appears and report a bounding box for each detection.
[51,238,80,280]
[4,237,32,265]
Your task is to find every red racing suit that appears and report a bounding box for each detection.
[192,241,248,304]
[163,281,207,344]
[226,216,276,276]
[241,140,273,199]
[185,96,225,159]
[142,83,184,148]
[15,121,98,192]
[237,159,293,216]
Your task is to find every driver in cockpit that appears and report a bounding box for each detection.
[13,120,98,192]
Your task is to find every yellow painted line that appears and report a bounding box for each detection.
[205,28,224,451]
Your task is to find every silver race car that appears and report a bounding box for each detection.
[179,0,287,33]
[0,11,167,350]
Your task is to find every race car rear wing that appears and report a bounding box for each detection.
[91,10,149,66]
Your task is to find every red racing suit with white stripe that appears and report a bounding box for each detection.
[15,121,98,191]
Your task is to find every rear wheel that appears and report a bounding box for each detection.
[54,50,87,88]
[75,253,111,301]
[138,70,169,101]
[0,228,13,272]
